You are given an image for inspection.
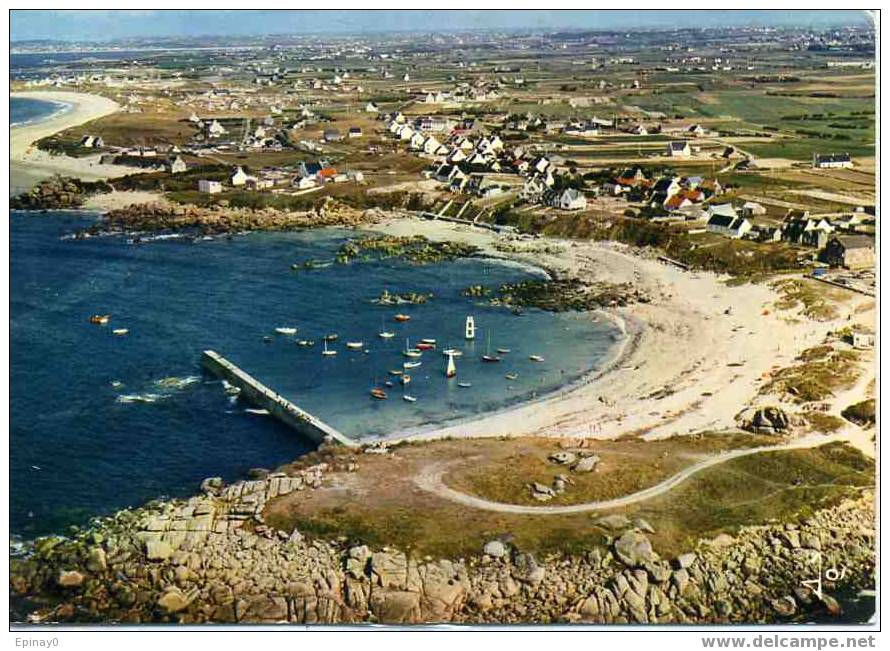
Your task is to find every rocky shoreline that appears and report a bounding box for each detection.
[10,451,875,625]
[85,198,392,236]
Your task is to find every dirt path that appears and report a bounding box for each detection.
[414,433,842,515]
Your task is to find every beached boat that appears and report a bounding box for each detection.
[322,341,337,356]
[394,314,411,322]
[402,395,417,403]
[346,341,364,350]
[370,388,387,400]
[403,361,422,369]
[529,355,545,362]
[89,314,111,325]
[112,328,129,336]
[275,327,298,336]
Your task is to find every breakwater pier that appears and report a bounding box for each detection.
[201,349,356,447]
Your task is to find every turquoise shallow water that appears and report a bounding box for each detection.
[11,212,620,537]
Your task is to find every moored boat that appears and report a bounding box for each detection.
[457,382,472,388]
[275,327,298,336]
[420,338,437,345]
[529,355,545,362]
[297,339,315,347]
[388,369,404,376]
[370,388,388,400]
[442,348,463,357]
[497,348,511,354]
[322,340,337,356]
[403,361,422,369]
[112,328,129,336]
[481,331,501,362]
[400,374,411,385]
[505,372,518,380]
[346,341,364,350]
[379,331,395,339]
[416,342,435,351]
[323,333,339,342]
[89,314,111,325]
[394,314,411,322]
[403,395,417,403]
[445,351,457,378]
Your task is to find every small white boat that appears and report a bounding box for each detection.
[445,351,457,378]
[420,338,437,345]
[403,338,422,358]
[322,340,337,356]
[110,380,124,389]
[457,382,472,388]
[297,339,315,347]
[505,372,518,380]
[403,361,422,369]
[401,375,412,385]
[388,369,404,376]
[442,348,463,357]
[245,408,270,416]
[529,355,545,362]
[496,348,511,354]
[112,328,129,336]
[403,395,417,403]
[379,331,395,339]
[346,341,364,350]
[275,327,298,336]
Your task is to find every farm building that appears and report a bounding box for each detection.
[813,153,853,169]
[821,235,875,269]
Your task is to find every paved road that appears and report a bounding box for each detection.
[413,433,842,515]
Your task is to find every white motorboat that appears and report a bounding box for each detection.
[275,327,298,335]
[322,340,337,356]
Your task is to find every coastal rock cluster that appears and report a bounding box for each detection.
[11,175,111,210]
[93,199,385,235]
[465,278,649,313]
[10,461,874,625]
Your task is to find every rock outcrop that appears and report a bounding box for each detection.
[10,463,875,625]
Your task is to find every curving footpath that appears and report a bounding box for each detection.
[413,433,843,515]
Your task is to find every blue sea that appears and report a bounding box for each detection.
[10,95,70,127]
[10,212,620,538]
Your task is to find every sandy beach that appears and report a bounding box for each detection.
[10,91,135,192]
[371,216,875,452]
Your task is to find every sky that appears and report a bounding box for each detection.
[11,9,873,42]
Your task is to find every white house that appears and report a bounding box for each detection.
[741,201,766,217]
[230,167,250,186]
[166,156,187,174]
[667,141,691,157]
[553,188,588,211]
[198,179,222,194]
[814,153,853,169]
[707,214,752,239]
[207,120,226,137]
